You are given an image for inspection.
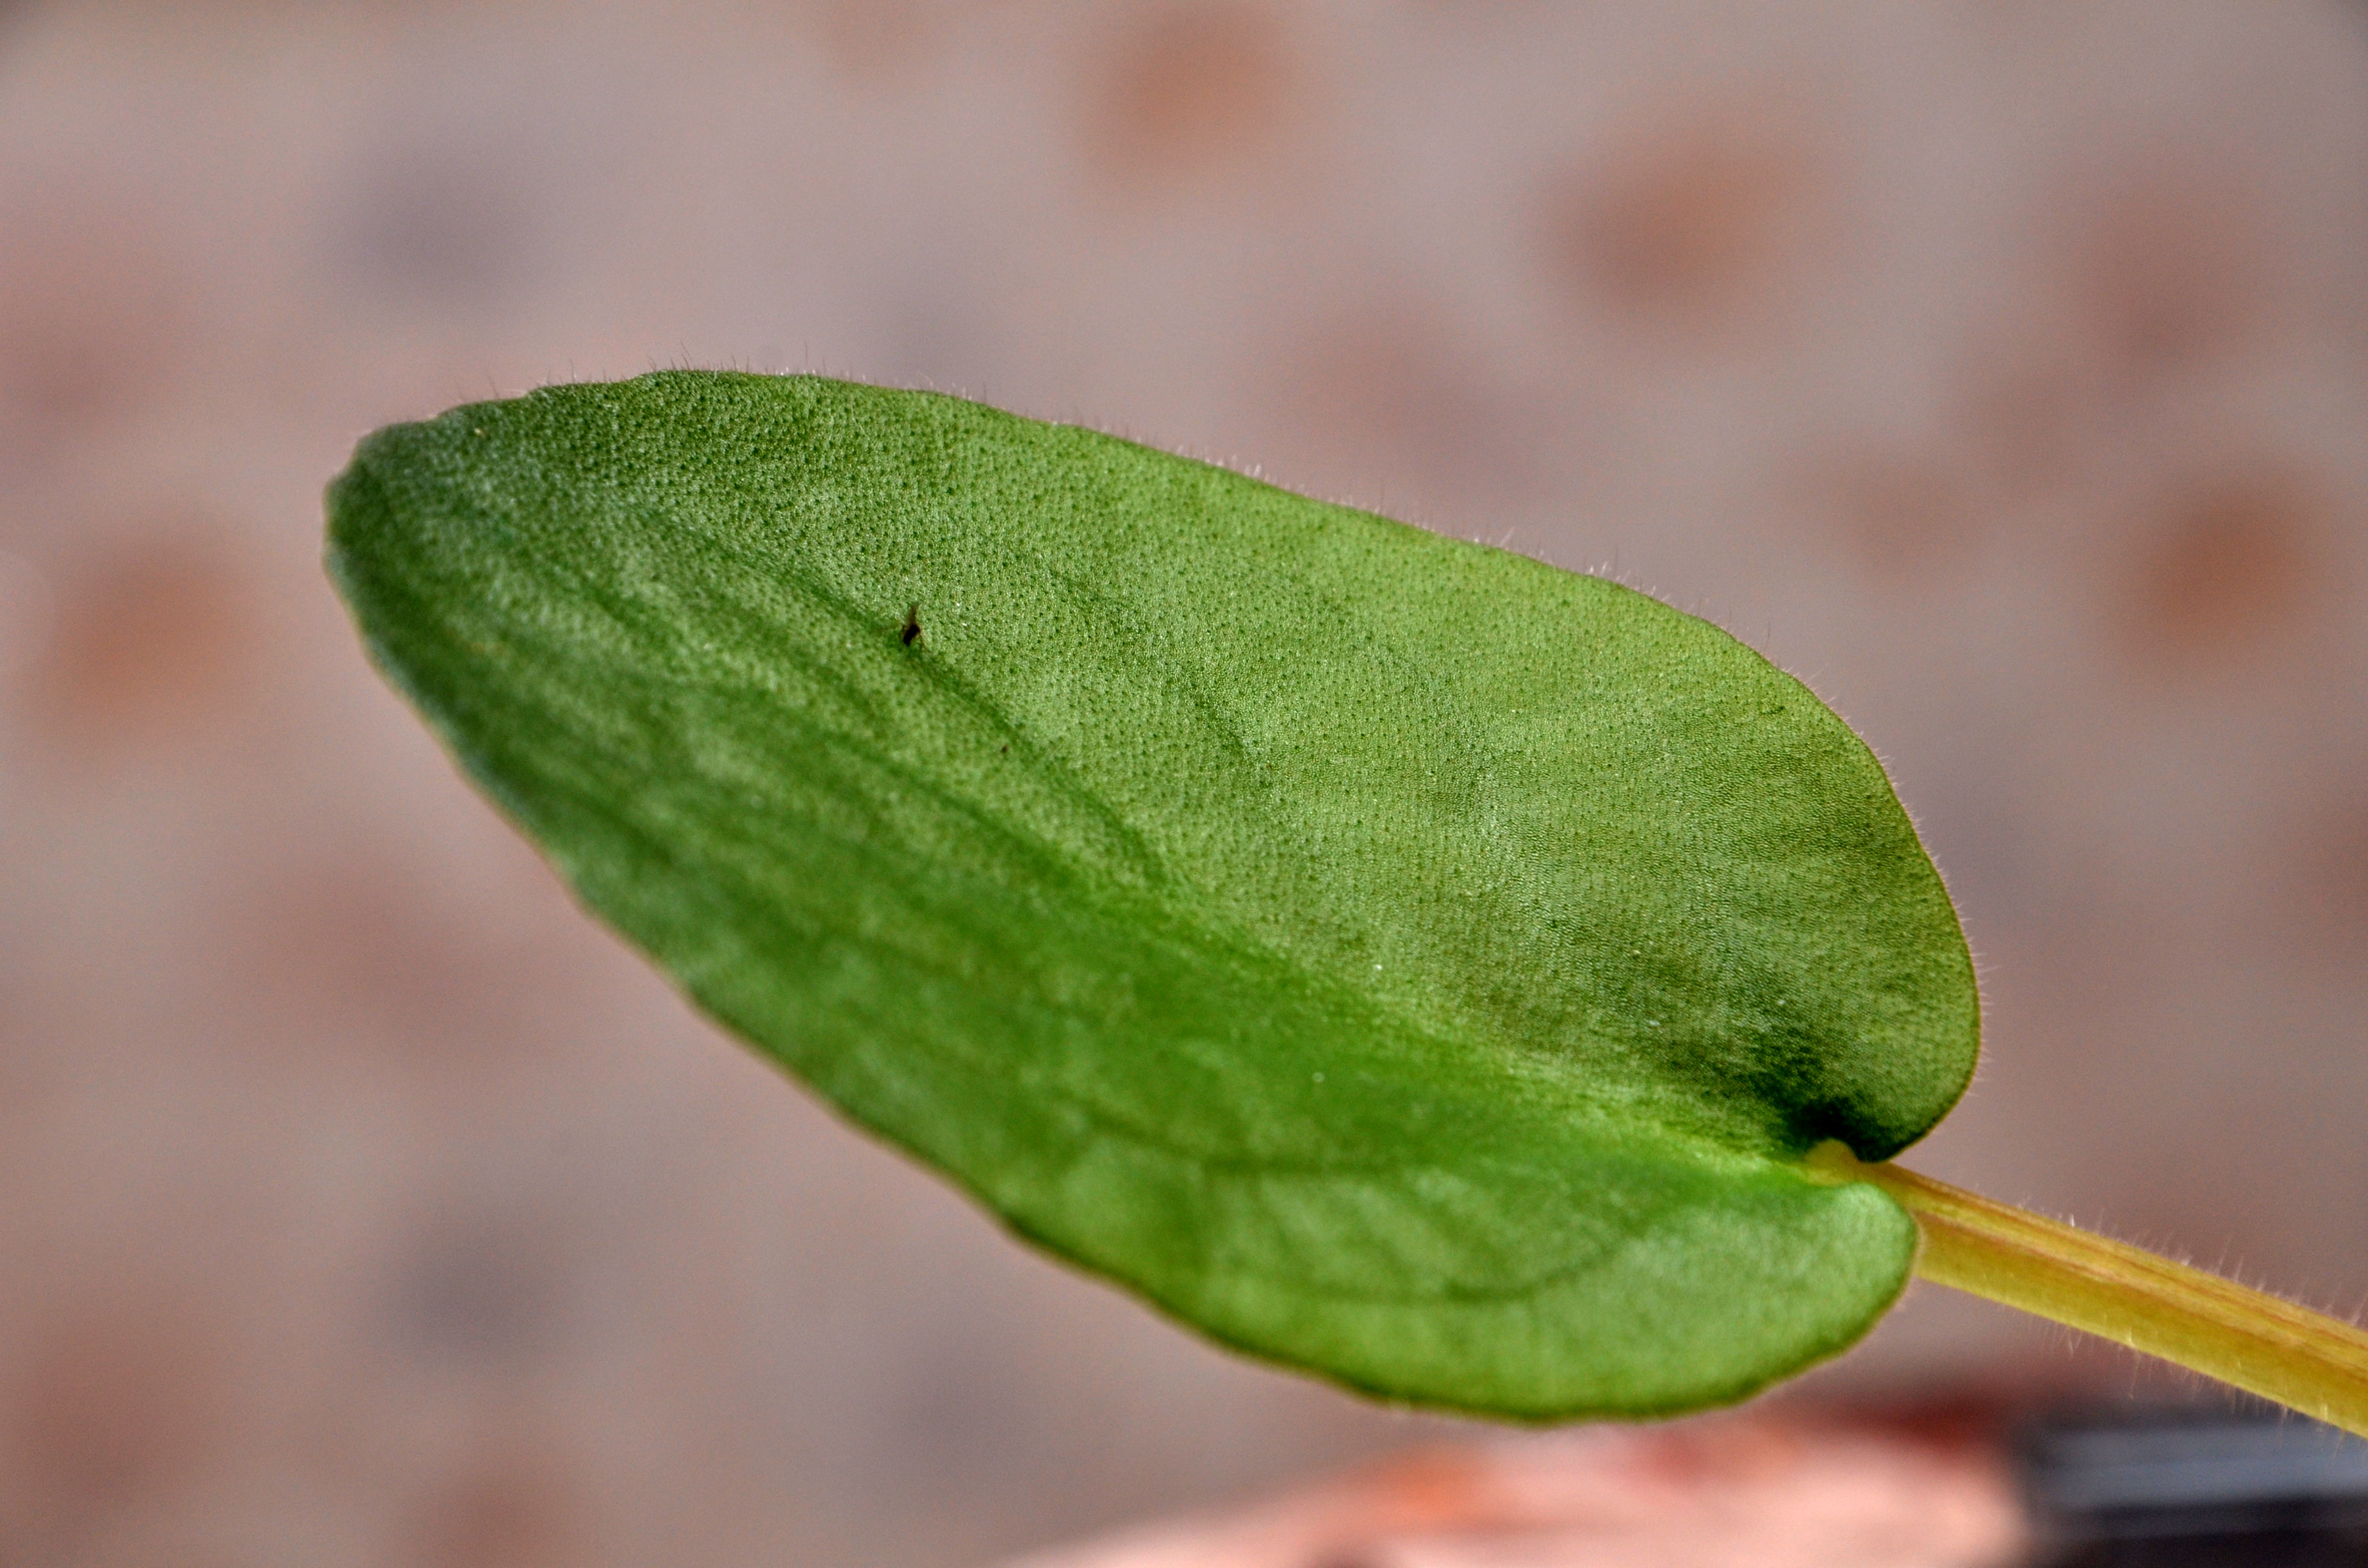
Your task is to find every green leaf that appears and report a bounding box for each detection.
[325,371,1978,1419]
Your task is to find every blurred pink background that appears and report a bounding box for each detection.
[4,3,2368,1564]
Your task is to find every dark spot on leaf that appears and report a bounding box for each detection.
[901,603,922,646]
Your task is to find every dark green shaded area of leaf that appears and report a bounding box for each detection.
[325,372,1978,1418]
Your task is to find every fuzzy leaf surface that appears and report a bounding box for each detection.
[326,372,1978,1417]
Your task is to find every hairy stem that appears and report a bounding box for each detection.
[1807,1144,2368,1438]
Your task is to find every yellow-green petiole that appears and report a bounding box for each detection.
[1807,1142,2368,1439]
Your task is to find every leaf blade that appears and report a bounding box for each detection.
[326,370,1977,1417]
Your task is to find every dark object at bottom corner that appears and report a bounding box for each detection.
[2019,1401,2368,1566]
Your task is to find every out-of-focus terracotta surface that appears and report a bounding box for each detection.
[4,3,2368,1564]
[1010,1414,2023,1568]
